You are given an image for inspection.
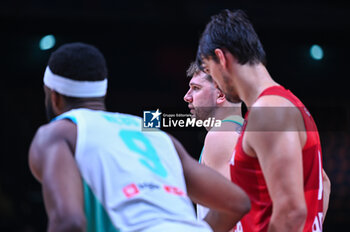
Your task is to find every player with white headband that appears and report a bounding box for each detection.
[28,42,250,232]
[43,66,108,98]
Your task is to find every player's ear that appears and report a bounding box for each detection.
[213,81,226,104]
[216,89,226,105]
[214,48,227,69]
[50,90,65,114]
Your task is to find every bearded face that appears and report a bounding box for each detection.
[203,58,242,104]
[184,72,218,121]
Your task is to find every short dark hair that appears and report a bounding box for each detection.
[186,62,213,82]
[197,9,266,67]
[48,42,108,81]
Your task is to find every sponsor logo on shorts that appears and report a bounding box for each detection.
[122,182,186,198]
[123,183,139,198]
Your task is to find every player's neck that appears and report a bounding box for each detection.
[204,106,240,131]
[237,64,278,107]
[65,100,106,112]
[213,105,241,121]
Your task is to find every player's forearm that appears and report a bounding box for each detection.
[204,209,242,232]
[267,206,307,232]
[48,214,86,232]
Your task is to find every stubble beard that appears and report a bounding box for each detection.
[223,74,241,103]
[193,107,215,121]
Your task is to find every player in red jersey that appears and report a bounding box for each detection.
[196,9,331,232]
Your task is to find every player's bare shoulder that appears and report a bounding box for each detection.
[247,95,304,132]
[31,119,76,150]
[203,125,240,167]
[243,93,306,157]
[29,119,77,180]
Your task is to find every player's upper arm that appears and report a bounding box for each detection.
[322,169,331,222]
[245,96,307,217]
[29,120,85,231]
[202,129,239,179]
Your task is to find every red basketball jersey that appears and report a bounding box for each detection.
[231,86,323,232]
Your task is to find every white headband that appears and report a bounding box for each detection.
[43,66,108,98]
